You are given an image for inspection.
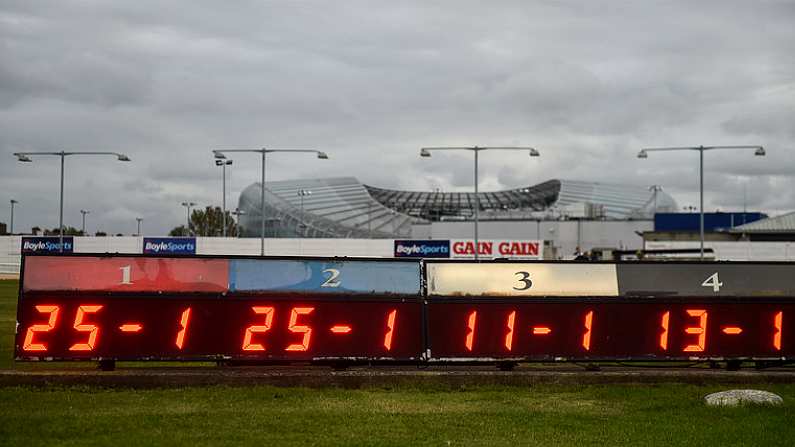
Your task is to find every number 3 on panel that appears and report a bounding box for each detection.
[513,271,532,291]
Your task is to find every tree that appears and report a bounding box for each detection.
[169,225,187,237]
[169,206,238,237]
[42,226,84,236]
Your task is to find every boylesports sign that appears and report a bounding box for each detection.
[143,237,196,255]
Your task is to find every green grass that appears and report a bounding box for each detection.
[2,279,795,446]
[1,383,794,446]
[0,280,18,369]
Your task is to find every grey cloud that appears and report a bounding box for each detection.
[1,0,794,234]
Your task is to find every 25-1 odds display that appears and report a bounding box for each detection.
[15,255,795,362]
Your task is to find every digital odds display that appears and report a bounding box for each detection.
[16,256,423,361]
[14,255,795,363]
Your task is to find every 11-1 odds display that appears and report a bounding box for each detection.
[15,255,795,362]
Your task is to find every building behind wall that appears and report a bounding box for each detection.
[236,177,677,256]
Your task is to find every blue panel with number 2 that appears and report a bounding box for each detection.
[228,259,421,296]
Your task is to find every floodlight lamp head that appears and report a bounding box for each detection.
[15,153,32,162]
[637,150,648,159]
[420,148,431,157]
[213,151,226,159]
[117,154,131,161]
[11,199,18,204]
[316,151,329,159]
[755,147,766,156]
[529,148,540,157]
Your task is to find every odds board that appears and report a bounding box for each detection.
[14,255,795,363]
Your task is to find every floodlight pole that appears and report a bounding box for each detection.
[215,159,233,237]
[10,200,18,235]
[80,209,89,235]
[12,151,131,252]
[638,145,765,260]
[181,202,196,235]
[213,148,329,256]
[420,146,540,259]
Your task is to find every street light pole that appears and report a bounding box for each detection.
[420,146,540,260]
[9,200,18,235]
[212,148,329,256]
[181,202,196,236]
[80,209,89,235]
[297,189,312,237]
[638,145,765,259]
[136,217,143,236]
[12,151,131,252]
[648,185,663,215]
[231,208,246,237]
[215,159,233,237]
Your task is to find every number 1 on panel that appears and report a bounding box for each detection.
[120,265,132,285]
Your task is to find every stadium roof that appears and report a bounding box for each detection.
[237,177,677,238]
[730,211,795,233]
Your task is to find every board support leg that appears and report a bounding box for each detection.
[584,363,601,371]
[97,360,116,371]
[331,362,349,371]
[497,362,517,371]
[725,360,742,371]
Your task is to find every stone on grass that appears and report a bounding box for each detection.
[704,389,783,407]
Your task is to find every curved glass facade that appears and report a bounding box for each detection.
[238,177,677,238]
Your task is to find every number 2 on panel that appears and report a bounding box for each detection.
[321,268,341,288]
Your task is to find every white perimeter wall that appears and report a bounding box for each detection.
[4,236,795,276]
[0,236,393,275]
[645,240,795,262]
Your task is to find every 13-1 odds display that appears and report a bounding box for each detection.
[15,255,795,363]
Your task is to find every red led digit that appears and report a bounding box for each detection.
[22,305,60,351]
[683,309,708,352]
[774,311,783,351]
[119,323,143,333]
[285,307,314,352]
[504,311,516,351]
[242,306,274,351]
[722,327,742,335]
[532,327,551,335]
[175,307,191,349]
[465,311,477,351]
[582,310,593,351]
[659,311,670,350]
[330,325,352,334]
[69,305,103,351]
[383,309,397,351]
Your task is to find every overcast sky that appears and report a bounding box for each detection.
[1,0,794,235]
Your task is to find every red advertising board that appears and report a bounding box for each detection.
[451,239,543,259]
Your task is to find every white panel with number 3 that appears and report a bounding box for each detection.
[426,263,619,297]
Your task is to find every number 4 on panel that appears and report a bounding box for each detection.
[702,273,723,293]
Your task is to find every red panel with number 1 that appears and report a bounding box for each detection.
[22,257,228,292]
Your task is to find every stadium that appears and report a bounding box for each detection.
[236,177,678,255]
[237,177,678,237]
